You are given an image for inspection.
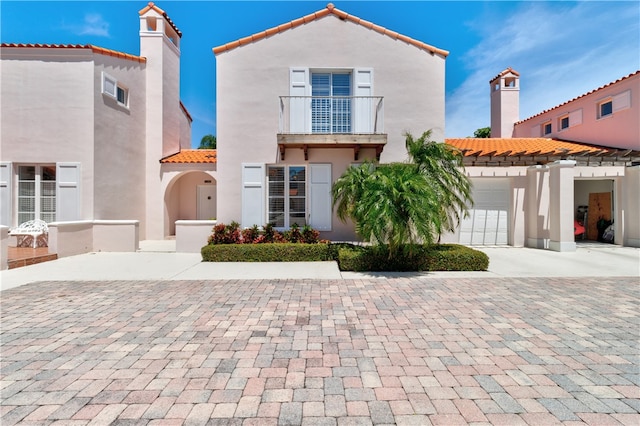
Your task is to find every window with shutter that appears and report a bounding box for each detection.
[18,165,57,224]
[102,72,129,107]
[311,72,352,133]
[267,165,306,228]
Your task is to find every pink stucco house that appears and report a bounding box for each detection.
[0,3,217,246]
[446,69,640,250]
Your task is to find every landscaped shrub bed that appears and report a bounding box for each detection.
[202,222,488,271]
[202,222,330,262]
[336,243,488,272]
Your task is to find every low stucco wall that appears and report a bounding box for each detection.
[48,221,93,258]
[175,220,216,253]
[93,220,139,252]
[48,220,139,258]
[1,226,8,270]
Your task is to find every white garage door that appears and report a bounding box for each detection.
[459,179,509,245]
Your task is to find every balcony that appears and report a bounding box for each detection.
[278,96,387,161]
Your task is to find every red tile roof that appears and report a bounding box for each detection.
[161,150,217,164]
[213,3,448,57]
[445,138,622,158]
[138,2,182,37]
[490,67,519,83]
[1,43,146,63]
[516,70,640,124]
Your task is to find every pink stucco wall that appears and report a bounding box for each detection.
[513,73,639,150]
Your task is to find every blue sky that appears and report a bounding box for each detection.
[2,1,638,147]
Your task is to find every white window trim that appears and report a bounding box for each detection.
[597,98,613,119]
[557,114,569,132]
[17,165,57,224]
[102,71,129,108]
[542,121,552,136]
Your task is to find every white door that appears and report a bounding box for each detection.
[459,179,509,245]
[197,185,217,220]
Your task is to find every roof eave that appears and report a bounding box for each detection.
[213,3,448,57]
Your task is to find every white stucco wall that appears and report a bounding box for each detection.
[513,73,639,150]
[216,14,446,236]
[93,55,146,229]
[0,48,95,225]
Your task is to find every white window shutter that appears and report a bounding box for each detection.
[0,162,12,227]
[568,109,582,127]
[612,90,631,112]
[353,68,374,133]
[241,163,265,228]
[56,162,81,221]
[102,72,117,98]
[309,164,332,231]
[290,68,309,133]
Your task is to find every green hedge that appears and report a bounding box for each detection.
[201,243,333,262]
[336,244,488,272]
[201,242,488,271]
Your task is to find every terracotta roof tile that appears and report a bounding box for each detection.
[489,67,520,83]
[516,70,640,124]
[138,2,182,37]
[161,149,217,164]
[213,3,448,57]
[445,138,618,158]
[1,43,146,63]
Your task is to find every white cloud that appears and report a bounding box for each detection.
[446,2,640,137]
[61,13,110,37]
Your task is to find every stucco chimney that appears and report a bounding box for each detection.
[490,68,520,138]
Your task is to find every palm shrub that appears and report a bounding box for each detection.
[404,130,472,238]
[332,130,472,258]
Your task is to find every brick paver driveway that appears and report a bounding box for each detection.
[1,277,639,425]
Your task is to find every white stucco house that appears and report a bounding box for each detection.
[214,3,447,241]
[1,2,217,243]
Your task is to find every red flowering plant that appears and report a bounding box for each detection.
[207,222,323,245]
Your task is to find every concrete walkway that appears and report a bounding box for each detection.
[1,244,638,291]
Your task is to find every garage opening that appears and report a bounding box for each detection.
[574,179,614,243]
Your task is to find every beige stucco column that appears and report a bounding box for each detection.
[526,165,549,249]
[548,160,576,252]
[624,165,640,247]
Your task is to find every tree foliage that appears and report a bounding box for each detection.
[198,134,217,149]
[332,130,472,257]
[473,127,491,138]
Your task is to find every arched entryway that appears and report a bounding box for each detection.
[164,171,216,236]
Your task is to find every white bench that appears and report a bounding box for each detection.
[9,220,49,248]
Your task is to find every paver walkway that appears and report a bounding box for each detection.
[1,277,639,425]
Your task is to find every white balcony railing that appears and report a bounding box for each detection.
[279,96,384,135]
